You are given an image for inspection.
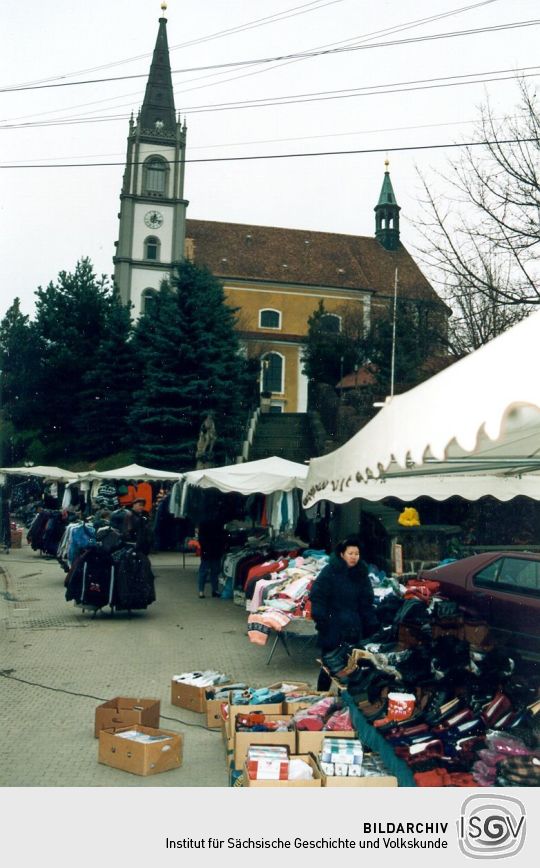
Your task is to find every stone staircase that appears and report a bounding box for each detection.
[249,413,316,464]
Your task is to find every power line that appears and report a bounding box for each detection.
[4,0,345,91]
[1,13,533,96]
[0,137,536,170]
[2,64,538,130]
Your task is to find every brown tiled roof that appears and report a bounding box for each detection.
[337,364,378,389]
[185,218,443,305]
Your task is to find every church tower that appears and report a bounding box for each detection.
[113,4,188,315]
[374,160,400,251]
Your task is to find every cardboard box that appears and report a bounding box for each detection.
[94,697,160,738]
[244,753,322,787]
[222,694,284,740]
[234,714,295,769]
[296,730,356,755]
[10,528,22,548]
[207,695,226,729]
[98,724,183,776]
[171,679,227,713]
[318,765,398,787]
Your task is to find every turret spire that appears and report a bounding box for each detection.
[139,12,176,137]
[374,160,401,250]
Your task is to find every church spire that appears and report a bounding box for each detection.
[375,159,401,250]
[139,7,177,138]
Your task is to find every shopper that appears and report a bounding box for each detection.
[310,536,378,690]
[124,498,153,554]
[197,517,227,598]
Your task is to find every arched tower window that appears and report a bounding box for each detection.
[141,288,158,316]
[261,352,284,394]
[144,236,160,261]
[320,313,342,334]
[259,309,281,329]
[143,156,168,197]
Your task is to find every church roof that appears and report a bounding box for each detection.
[139,17,177,137]
[185,218,442,305]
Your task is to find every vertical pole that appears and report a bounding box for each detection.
[390,268,398,399]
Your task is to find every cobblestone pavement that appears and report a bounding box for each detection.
[0,541,318,787]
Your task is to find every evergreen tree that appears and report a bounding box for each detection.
[302,300,366,387]
[75,290,136,459]
[367,299,444,393]
[33,258,116,461]
[129,260,251,470]
[0,299,42,463]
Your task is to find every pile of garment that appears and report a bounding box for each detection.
[26,509,67,556]
[247,551,328,645]
[320,581,540,786]
[64,516,155,613]
[293,696,353,732]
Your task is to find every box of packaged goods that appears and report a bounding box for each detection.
[98,725,183,776]
[94,697,160,738]
[233,713,295,770]
[293,695,357,753]
[297,730,357,755]
[170,670,230,713]
[317,740,397,787]
[244,750,322,788]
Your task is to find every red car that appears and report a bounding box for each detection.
[418,552,540,655]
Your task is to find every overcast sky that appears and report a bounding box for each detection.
[1,0,538,319]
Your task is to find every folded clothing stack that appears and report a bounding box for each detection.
[235,712,293,733]
[320,737,364,777]
[229,686,286,706]
[293,696,341,731]
[172,670,229,688]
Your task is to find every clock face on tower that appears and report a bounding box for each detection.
[144,210,164,229]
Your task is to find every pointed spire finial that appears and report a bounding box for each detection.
[384,157,390,171]
[161,1,167,15]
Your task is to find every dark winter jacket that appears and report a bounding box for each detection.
[198,518,227,560]
[310,553,377,650]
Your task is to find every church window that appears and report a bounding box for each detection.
[261,352,284,394]
[141,288,158,316]
[259,309,281,329]
[143,157,168,196]
[144,236,160,261]
[320,313,341,333]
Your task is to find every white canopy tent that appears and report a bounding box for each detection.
[0,465,78,483]
[76,463,182,482]
[183,456,308,495]
[303,310,540,506]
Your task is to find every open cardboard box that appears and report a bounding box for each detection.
[284,691,330,715]
[244,753,322,787]
[94,697,160,738]
[98,724,183,777]
[316,754,397,787]
[233,714,295,769]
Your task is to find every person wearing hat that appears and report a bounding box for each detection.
[124,498,153,554]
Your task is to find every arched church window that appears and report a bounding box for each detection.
[320,313,341,334]
[143,157,168,196]
[261,352,284,394]
[259,309,281,329]
[144,236,160,261]
[141,288,158,316]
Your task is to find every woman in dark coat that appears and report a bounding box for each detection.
[310,537,378,689]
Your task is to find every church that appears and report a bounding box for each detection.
[114,10,447,414]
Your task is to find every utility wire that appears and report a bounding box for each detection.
[4,0,346,90]
[0,13,533,95]
[0,136,537,170]
[0,670,219,733]
[2,63,538,130]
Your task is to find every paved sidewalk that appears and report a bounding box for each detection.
[0,541,317,787]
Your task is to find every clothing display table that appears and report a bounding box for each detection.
[266,618,318,664]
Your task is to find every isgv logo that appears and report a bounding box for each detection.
[458,794,526,859]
